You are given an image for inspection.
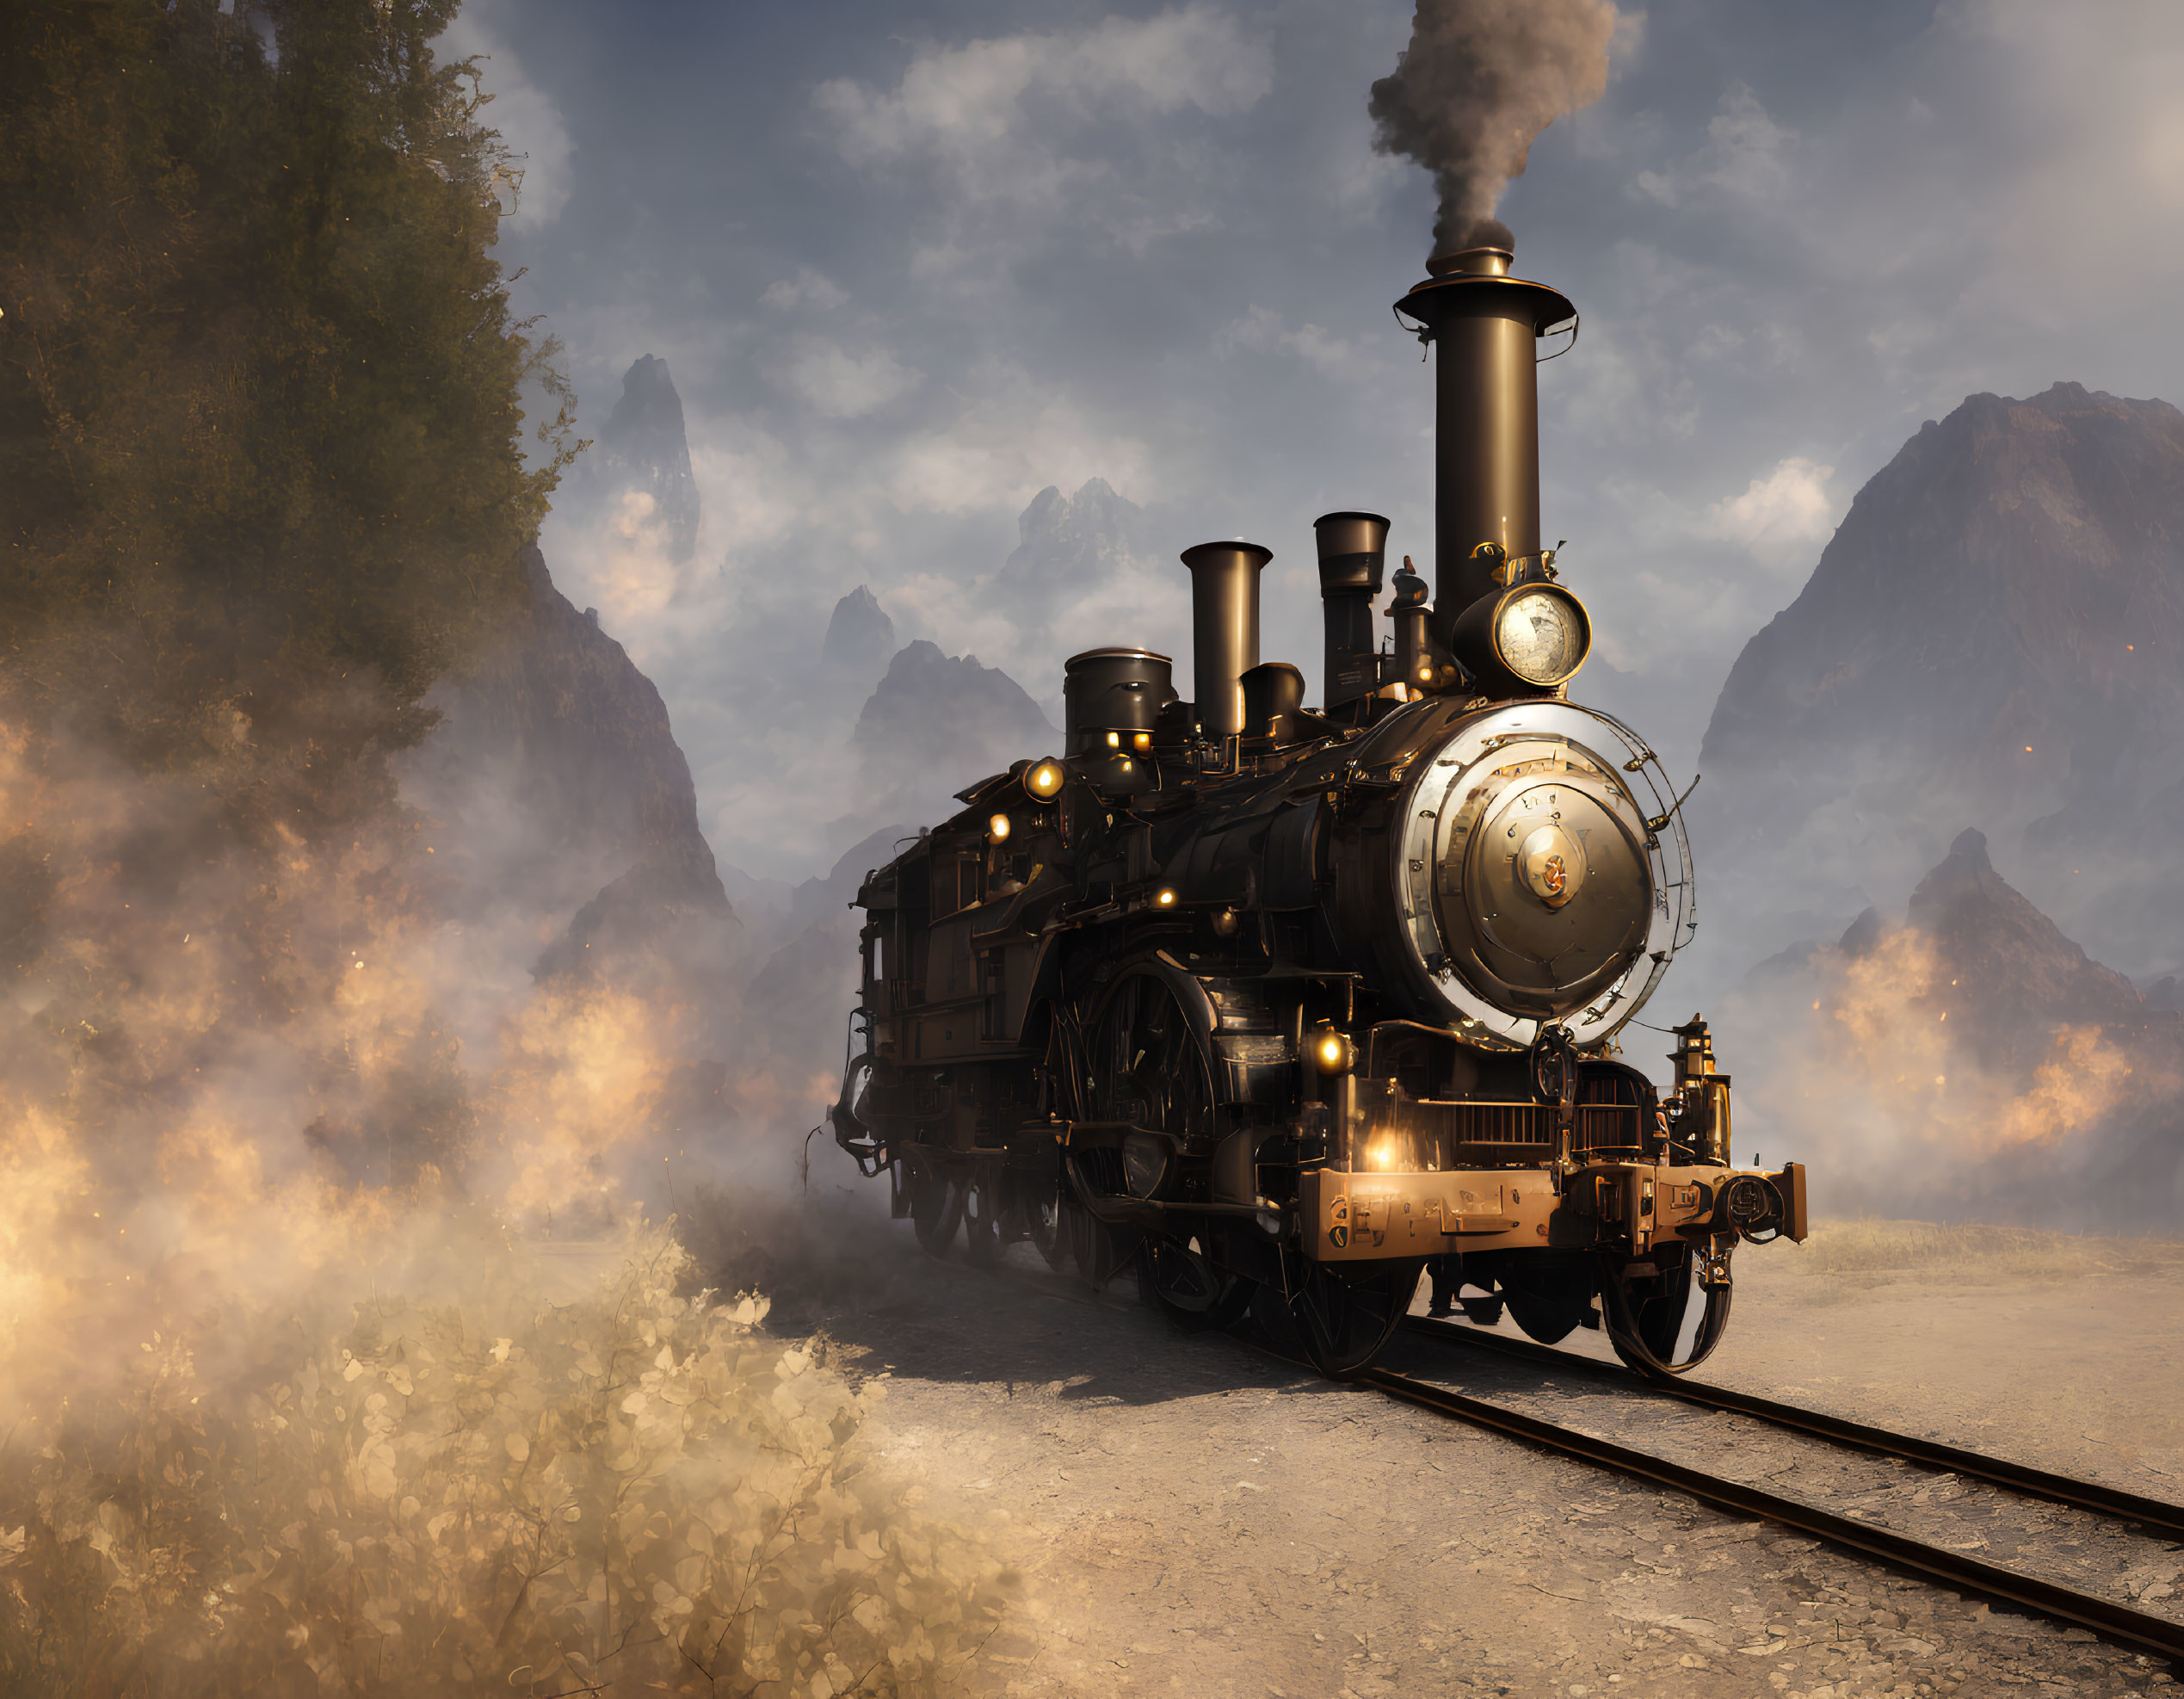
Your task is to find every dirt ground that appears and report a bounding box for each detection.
[794,1217,2184,1699]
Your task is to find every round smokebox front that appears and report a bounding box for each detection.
[1424,732,1653,1021]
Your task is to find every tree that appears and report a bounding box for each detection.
[0,0,577,825]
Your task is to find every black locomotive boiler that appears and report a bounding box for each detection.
[830,240,1807,1376]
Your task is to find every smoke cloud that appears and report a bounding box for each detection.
[0,659,1001,1687]
[1368,0,1622,257]
[1718,919,2184,1228]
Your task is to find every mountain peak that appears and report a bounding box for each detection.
[1692,380,2184,979]
[598,355,700,564]
[1702,380,2184,775]
[848,643,1055,820]
[822,584,896,679]
[1904,827,2144,1062]
[995,477,1151,613]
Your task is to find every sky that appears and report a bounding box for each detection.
[441,0,2184,885]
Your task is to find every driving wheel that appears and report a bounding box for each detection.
[1089,970,1214,1159]
[909,1160,963,1258]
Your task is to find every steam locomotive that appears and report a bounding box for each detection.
[829,241,1807,1376]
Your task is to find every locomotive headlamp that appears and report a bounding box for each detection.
[1155,887,1177,908]
[1312,1029,1356,1075]
[1450,582,1592,694]
[987,813,1011,843]
[1493,584,1590,686]
[1132,732,1152,751]
[1026,759,1065,799]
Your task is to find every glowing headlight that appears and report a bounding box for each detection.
[1312,1029,1355,1075]
[988,813,1011,843]
[1154,887,1176,908]
[1132,732,1152,751]
[1492,584,1591,688]
[1026,759,1065,799]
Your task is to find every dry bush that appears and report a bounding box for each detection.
[0,1227,1011,1696]
[1788,1217,2184,1284]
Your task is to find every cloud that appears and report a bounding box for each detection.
[771,337,922,419]
[817,5,1274,168]
[1702,456,1841,565]
[1215,305,1379,382]
[812,5,1274,253]
[882,360,1155,516]
[760,269,852,312]
[1633,84,1795,210]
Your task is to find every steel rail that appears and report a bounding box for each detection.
[909,1242,2184,1661]
[1404,1314,2184,1544]
[1356,1362,2184,1665]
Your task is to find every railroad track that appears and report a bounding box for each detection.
[1357,1315,2184,1665]
[902,1241,2184,1662]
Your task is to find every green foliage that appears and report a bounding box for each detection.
[0,0,577,782]
[0,1229,1012,1696]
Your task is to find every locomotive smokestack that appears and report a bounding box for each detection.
[1313,511,1390,713]
[1179,541,1271,738]
[1395,240,1576,644]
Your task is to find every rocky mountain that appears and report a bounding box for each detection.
[595,355,700,563]
[1898,829,2150,1066]
[1692,383,2184,979]
[821,584,897,682]
[992,477,1152,619]
[847,640,1057,827]
[1723,826,2183,1226]
[400,546,735,986]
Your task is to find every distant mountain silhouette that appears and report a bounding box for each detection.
[1693,382,2184,979]
[821,584,896,682]
[850,639,1056,794]
[994,478,1152,618]
[595,355,700,563]
[744,824,917,1084]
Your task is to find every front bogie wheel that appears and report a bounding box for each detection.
[1138,1233,1254,1332]
[1261,1257,1422,1377]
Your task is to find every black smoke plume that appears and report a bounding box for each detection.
[1369,0,1621,257]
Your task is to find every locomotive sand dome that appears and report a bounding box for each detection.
[830,239,1807,1377]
